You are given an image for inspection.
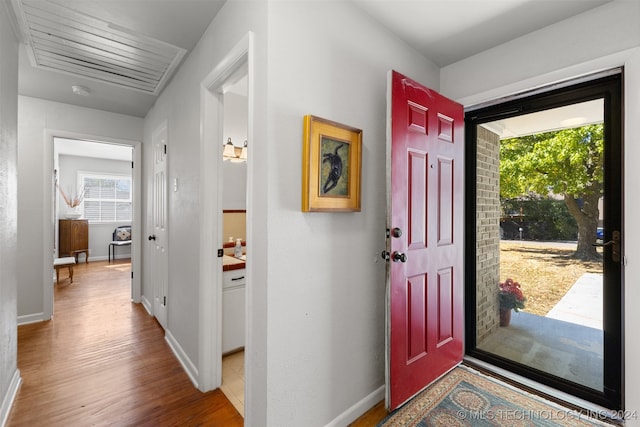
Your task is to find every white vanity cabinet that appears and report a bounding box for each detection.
[222,268,246,354]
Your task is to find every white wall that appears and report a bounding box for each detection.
[57,155,132,260]
[441,1,640,103]
[440,0,640,423]
[264,2,439,425]
[0,1,20,424]
[223,92,247,151]
[222,161,247,210]
[143,0,438,424]
[222,92,247,210]
[17,96,143,320]
[142,2,268,422]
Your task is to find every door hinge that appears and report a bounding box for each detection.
[164,144,167,155]
[217,249,223,258]
[163,296,166,306]
[131,161,134,168]
[131,271,133,279]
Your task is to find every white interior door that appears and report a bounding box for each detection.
[151,123,168,330]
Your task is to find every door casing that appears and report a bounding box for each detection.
[198,33,253,417]
[41,131,142,324]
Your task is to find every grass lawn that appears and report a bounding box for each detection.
[500,241,602,316]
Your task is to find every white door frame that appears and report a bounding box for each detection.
[44,130,142,321]
[198,32,253,399]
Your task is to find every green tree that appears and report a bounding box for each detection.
[500,124,603,260]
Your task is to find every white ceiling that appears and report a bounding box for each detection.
[482,99,604,139]
[352,0,612,67]
[9,0,225,117]
[9,0,612,118]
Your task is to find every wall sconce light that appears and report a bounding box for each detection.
[223,137,248,162]
[240,140,248,161]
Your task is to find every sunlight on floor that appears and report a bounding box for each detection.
[104,261,132,272]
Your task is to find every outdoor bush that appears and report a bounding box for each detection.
[501,196,578,241]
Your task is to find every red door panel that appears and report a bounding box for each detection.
[387,70,464,410]
[437,267,453,345]
[408,151,428,249]
[438,157,454,245]
[408,274,428,362]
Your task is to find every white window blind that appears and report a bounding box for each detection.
[80,173,132,223]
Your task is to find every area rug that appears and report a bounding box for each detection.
[378,365,610,426]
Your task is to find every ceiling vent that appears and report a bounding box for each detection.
[10,0,186,95]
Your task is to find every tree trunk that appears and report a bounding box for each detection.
[564,193,601,260]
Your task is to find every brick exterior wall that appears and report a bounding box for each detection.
[476,126,501,343]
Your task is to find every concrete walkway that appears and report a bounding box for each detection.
[478,311,603,391]
[546,272,603,330]
[478,272,605,391]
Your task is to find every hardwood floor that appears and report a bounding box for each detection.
[349,401,387,426]
[7,260,242,427]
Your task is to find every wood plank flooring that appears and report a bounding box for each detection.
[7,260,243,427]
[349,401,387,426]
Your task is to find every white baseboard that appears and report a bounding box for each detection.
[141,295,152,315]
[0,369,22,427]
[325,385,385,427]
[165,330,199,389]
[17,312,48,326]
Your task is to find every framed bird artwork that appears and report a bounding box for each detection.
[302,115,362,212]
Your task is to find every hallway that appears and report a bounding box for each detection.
[7,260,242,426]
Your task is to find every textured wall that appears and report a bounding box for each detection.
[0,0,19,420]
[476,125,501,343]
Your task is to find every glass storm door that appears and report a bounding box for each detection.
[465,72,623,410]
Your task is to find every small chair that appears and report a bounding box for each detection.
[109,226,132,262]
[54,257,76,284]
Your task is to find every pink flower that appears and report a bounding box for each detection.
[499,278,526,311]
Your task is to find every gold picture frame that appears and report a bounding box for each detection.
[302,115,362,212]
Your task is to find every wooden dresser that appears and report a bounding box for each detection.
[59,219,89,263]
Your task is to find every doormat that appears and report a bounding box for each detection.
[378,365,610,426]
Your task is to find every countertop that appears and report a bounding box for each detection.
[223,254,246,271]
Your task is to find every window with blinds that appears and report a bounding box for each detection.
[79,173,132,223]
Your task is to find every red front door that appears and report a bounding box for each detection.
[386,71,465,410]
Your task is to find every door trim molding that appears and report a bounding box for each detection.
[44,130,142,321]
[198,32,253,409]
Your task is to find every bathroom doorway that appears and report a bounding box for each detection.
[219,76,248,415]
[198,33,253,419]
